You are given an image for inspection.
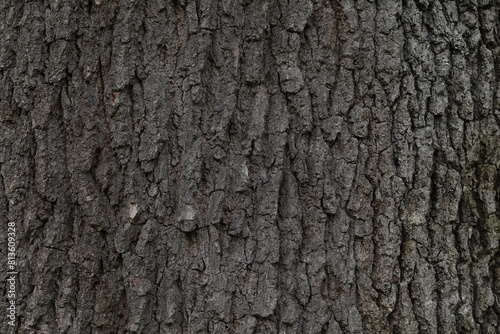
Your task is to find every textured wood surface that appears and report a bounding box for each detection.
[0,0,499,333]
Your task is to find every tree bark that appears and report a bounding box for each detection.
[1,0,499,333]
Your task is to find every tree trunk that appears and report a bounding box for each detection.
[1,0,499,333]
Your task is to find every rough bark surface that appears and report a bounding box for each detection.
[1,0,500,333]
